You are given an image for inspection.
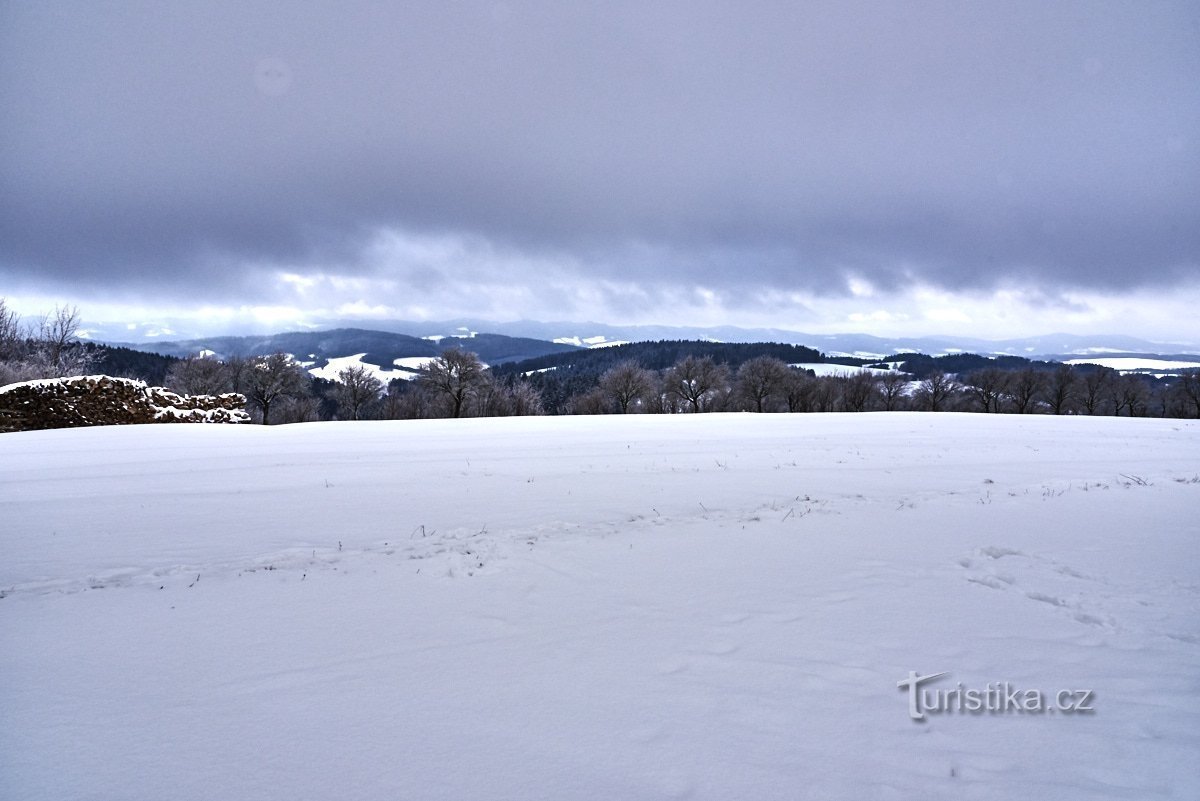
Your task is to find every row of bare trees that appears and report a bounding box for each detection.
[167,351,334,425]
[381,349,543,420]
[958,364,1199,417]
[163,347,1198,423]
[164,348,544,423]
[551,357,1198,418]
[566,356,907,414]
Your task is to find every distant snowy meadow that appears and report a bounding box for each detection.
[2,413,1197,800]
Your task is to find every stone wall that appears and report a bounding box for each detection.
[0,375,250,433]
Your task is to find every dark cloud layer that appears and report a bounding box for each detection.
[2,1,1198,309]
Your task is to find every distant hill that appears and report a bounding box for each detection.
[109,328,581,368]
[85,316,1199,360]
[307,319,1199,359]
[492,340,827,379]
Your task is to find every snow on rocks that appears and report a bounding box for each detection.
[0,374,249,432]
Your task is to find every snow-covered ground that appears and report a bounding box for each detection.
[306,353,439,384]
[790,362,896,377]
[553,335,630,348]
[1,414,1197,800]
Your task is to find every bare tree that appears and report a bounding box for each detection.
[469,378,542,417]
[1114,373,1149,417]
[735,355,790,412]
[838,371,879,412]
[0,302,99,381]
[964,368,1009,413]
[472,375,535,417]
[1080,367,1114,415]
[1045,364,1078,415]
[1007,368,1046,414]
[650,381,679,414]
[1177,369,1200,418]
[474,379,544,417]
[569,387,611,415]
[31,305,95,377]
[166,355,234,396]
[273,394,323,424]
[240,352,311,425]
[0,298,22,362]
[599,360,656,413]
[38,305,80,366]
[783,369,817,412]
[810,376,839,412]
[381,382,435,419]
[878,371,909,411]
[914,370,955,411]
[507,380,545,416]
[1148,382,1171,419]
[334,364,383,420]
[664,355,729,413]
[418,348,487,418]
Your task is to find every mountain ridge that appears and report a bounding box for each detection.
[89,318,1200,360]
[105,327,582,367]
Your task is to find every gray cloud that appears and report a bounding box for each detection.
[2,1,1198,313]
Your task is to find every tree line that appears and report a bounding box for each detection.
[3,299,1197,423]
[161,347,1200,422]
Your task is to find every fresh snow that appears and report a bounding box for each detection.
[553,335,630,348]
[790,362,896,377]
[1,414,1198,800]
[307,353,419,384]
[0,374,153,395]
[392,356,438,372]
[303,354,465,384]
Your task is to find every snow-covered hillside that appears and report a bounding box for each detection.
[305,352,438,383]
[1064,357,1200,375]
[1,414,1197,800]
[790,362,897,377]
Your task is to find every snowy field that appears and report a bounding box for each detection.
[2,413,1198,800]
[789,362,896,377]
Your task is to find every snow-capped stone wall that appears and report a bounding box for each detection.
[0,375,249,433]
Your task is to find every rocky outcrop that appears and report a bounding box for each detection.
[0,375,249,433]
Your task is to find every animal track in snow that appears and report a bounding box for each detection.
[961,546,1115,629]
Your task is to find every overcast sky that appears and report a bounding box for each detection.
[2,1,1198,341]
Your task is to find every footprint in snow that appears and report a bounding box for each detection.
[962,547,1117,629]
[655,659,689,675]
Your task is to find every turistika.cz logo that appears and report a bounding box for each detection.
[897,672,1095,721]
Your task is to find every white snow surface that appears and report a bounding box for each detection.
[392,356,438,372]
[0,374,138,394]
[306,353,421,384]
[2,414,1198,800]
[554,335,630,348]
[790,362,896,377]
